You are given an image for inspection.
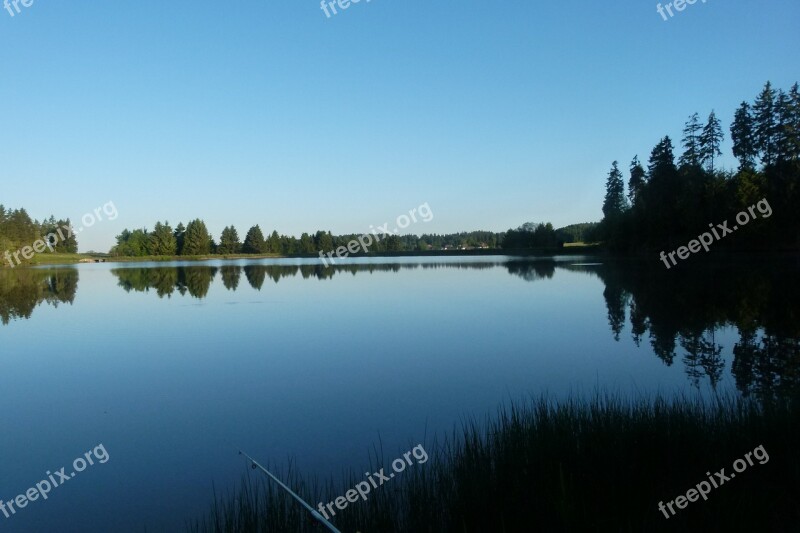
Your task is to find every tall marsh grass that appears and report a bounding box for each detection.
[188,393,799,532]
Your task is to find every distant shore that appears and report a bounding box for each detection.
[7,245,604,268]
[8,245,800,270]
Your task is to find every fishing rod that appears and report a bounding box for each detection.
[238,449,343,533]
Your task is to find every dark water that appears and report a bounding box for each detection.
[0,255,798,532]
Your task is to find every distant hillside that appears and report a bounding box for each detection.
[556,222,600,244]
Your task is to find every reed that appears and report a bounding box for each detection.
[188,392,799,532]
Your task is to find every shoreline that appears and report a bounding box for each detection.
[4,246,602,268]
[6,245,800,270]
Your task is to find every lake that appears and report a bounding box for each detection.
[1,255,798,532]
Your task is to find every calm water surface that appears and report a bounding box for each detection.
[1,255,797,532]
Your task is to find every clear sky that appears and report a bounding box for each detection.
[1,0,798,251]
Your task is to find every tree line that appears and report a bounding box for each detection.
[599,81,800,251]
[0,206,78,260]
[111,221,560,257]
[0,205,572,262]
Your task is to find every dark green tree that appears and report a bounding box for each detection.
[182,219,212,255]
[555,223,600,244]
[648,136,678,178]
[61,219,79,253]
[299,232,315,253]
[113,228,151,256]
[679,113,703,169]
[313,230,333,253]
[502,222,558,249]
[753,81,777,166]
[602,161,627,218]
[789,83,800,161]
[280,235,298,254]
[218,225,242,254]
[242,225,267,254]
[627,156,646,206]
[150,221,177,256]
[699,110,724,173]
[774,90,796,164]
[174,223,186,255]
[0,209,75,260]
[383,235,402,252]
[41,216,77,253]
[731,102,757,170]
[600,161,628,247]
[643,136,680,246]
[267,230,282,253]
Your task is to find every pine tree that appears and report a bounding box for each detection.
[627,156,646,206]
[774,90,795,163]
[602,161,627,219]
[114,228,150,256]
[679,113,703,168]
[242,225,266,254]
[789,83,800,161]
[182,219,212,255]
[731,102,757,170]
[0,206,9,258]
[280,235,297,255]
[643,136,680,246]
[648,136,677,179]
[267,230,282,253]
[753,81,777,166]
[699,110,724,173]
[41,217,61,253]
[173,223,186,255]
[218,226,242,254]
[299,232,315,253]
[58,218,79,253]
[150,221,177,256]
[313,230,333,253]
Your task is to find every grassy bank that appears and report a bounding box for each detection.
[188,393,799,532]
[0,252,285,267]
[1,252,106,267]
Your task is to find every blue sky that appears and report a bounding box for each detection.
[1,0,798,251]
